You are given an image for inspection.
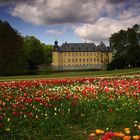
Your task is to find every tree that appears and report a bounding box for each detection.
[23,36,45,70]
[41,44,53,65]
[126,25,140,67]
[0,20,27,75]
[109,24,140,69]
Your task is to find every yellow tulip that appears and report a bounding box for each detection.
[133,135,140,140]
[125,130,130,134]
[124,128,130,131]
[134,124,137,127]
[89,133,96,137]
[134,121,138,124]
[5,128,11,132]
[101,130,104,134]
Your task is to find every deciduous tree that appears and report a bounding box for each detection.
[0,20,27,75]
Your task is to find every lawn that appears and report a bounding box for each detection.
[0,67,140,81]
[0,75,140,140]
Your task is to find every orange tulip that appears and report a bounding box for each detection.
[123,136,131,140]
[114,132,124,137]
[138,125,140,130]
[95,129,103,134]
[120,132,125,137]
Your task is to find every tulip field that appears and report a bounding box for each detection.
[0,75,140,140]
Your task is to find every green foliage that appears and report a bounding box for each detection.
[0,20,28,75]
[41,43,53,65]
[108,56,126,69]
[23,36,46,70]
[109,24,140,69]
[0,19,54,75]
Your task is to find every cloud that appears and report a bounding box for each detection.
[74,15,140,42]
[0,0,30,5]
[5,0,140,42]
[0,0,20,3]
[11,3,43,25]
[9,0,140,25]
[10,0,107,25]
[45,29,65,35]
[107,0,139,4]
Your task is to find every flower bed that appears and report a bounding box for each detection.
[0,75,140,139]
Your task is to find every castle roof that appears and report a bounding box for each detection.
[53,42,112,52]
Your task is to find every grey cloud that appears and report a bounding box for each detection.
[5,0,140,43]
[10,0,139,25]
[10,0,105,25]
[0,0,30,4]
[107,0,135,4]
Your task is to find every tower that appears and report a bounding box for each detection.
[54,40,58,47]
[54,40,59,51]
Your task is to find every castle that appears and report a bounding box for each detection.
[52,41,112,70]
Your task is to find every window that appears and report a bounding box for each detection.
[64,53,67,56]
[68,53,70,56]
[72,53,74,56]
[94,58,96,62]
[90,58,92,62]
[76,59,78,62]
[79,53,81,56]
[72,59,74,62]
[87,53,88,56]
[83,52,85,56]
[90,52,92,56]
[87,58,88,62]
[83,58,85,62]
[79,58,81,62]
[68,59,70,62]
[72,47,74,51]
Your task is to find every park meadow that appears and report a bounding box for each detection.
[0,69,140,140]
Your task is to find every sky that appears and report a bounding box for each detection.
[0,0,140,45]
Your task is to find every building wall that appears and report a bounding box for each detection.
[52,51,112,70]
[52,52,61,66]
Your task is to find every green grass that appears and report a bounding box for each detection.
[0,67,140,81]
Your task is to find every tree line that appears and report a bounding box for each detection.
[0,20,53,75]
[0,19,140,75]
[108,24,140,69]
